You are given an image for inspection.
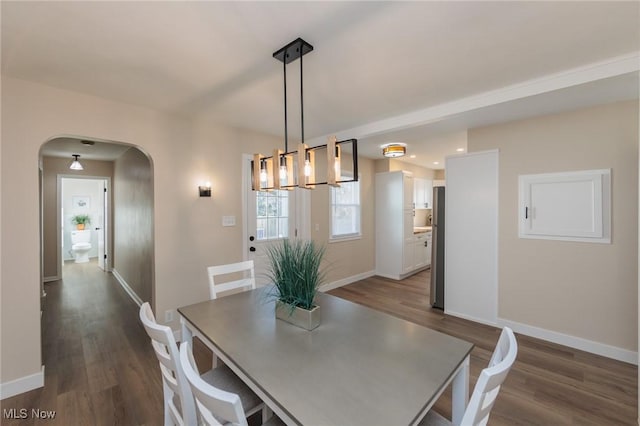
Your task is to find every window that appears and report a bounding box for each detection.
[330,178,361,240]
[256,190,289,241]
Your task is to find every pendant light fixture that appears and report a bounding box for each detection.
[252,38,358,191]
[69,154,84,170]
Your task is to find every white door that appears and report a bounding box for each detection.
[97,180,107,271]
[244,156,299,285]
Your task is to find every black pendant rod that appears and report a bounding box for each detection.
[283,58,288,153]
[300,46,304,145]
[274,39,313,153]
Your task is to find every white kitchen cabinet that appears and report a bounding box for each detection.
[413,233,429,270]
[403,173,414,210]
[414,178,433,209]
[425,231,432,267]
[376,171,426,280]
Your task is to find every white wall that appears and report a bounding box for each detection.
[468,101,638,361]
[0,76,377,394]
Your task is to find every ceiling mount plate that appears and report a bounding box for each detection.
[273,38,314,64]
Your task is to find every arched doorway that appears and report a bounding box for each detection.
[39,136,155,359]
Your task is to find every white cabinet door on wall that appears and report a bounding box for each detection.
[519,169,611,243]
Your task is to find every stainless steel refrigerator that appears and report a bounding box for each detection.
[430,186,445,309]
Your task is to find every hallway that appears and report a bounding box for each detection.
[3,261,164,425]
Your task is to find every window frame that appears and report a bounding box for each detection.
[255,189,290,241]
[329,174,362,242]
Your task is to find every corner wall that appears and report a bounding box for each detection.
[113,148,153,304]
[468,100,638,354]
[311,157,376,286]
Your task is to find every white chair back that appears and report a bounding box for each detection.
[460,327,518,426]
[139,302,196,426]
[179,341,249,426]
[207,260,256,300]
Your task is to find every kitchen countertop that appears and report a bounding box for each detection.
[413,226,432,234]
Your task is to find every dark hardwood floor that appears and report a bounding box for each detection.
[2,263,637,425]
[329,270,638,426]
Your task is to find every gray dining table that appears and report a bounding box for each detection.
[179,287,473,426]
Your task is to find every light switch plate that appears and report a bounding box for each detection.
[222,216,236,227]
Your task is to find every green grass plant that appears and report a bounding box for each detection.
[266,239,326,311]
[71,214,91,225]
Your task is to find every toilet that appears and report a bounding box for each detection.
[71,230,92,263]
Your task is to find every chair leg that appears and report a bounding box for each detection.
[163,381,173,426]
[262,405,273,423]
[211,353,219,369]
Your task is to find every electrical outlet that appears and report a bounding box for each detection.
[315,223,320,232]
[165,310,175,323]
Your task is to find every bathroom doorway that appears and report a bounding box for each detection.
[60,176,110,274]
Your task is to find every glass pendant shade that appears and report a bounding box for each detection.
[69,154,84,170]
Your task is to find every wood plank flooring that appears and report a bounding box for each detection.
[2,263,637,425]
[328,270,638,425]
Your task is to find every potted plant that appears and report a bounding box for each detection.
[71,214,91,230]
[266,239,326,330]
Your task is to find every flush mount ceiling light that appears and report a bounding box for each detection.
[69,154,84,171]
[252,38,358,191]
[381,143,406,158]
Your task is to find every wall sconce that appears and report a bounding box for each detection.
[199,182,211,197]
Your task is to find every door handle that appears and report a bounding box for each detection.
[249,247,256,252]
[249,236,255,241]
[95,227,101,230]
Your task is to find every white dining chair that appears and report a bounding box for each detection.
[419,327,518,426]
[141,302,269,426]
[139,302,197,426]
[207,260,256,300]
[179,341,282,426]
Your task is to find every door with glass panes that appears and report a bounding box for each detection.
[246,173,297,285]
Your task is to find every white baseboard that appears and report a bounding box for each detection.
[319,270,376,292]
[0,366,44,400]
[112,269,143,307]
[445,310,498,328]
[374,271,402,281]
[43,275,60,283]
[498,317,638,365]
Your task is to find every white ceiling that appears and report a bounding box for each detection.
[3,1,639,167]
